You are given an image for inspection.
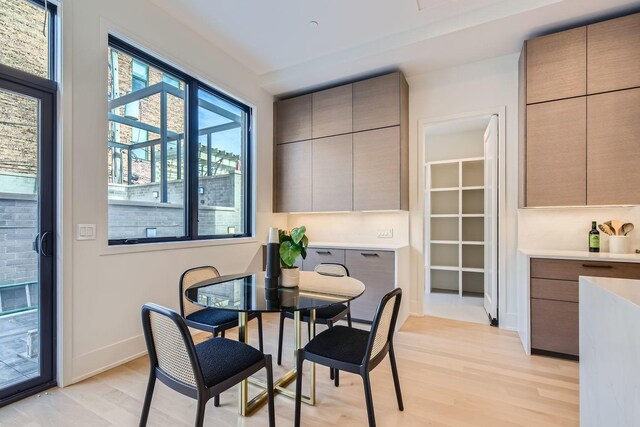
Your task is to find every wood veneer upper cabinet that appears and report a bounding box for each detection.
[275,94,312,144]
[587,13,640,94]
[353,72,406,132]
[526,97,586,207]
[526,27,586,104]
[312,84,352,138]
[312,134,353,212]
[353,127,401,211]
[275,141,312,212]
[587,88,640,205]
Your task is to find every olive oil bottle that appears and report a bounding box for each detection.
[589,221,600,253]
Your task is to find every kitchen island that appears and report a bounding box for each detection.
[580,276,640,427]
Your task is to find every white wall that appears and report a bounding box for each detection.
[407,54,520,329]
[58,0,285,385]
[425,129,485,162]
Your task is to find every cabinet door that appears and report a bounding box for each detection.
[526,27,586,104]
[275,141,312,212]
[588,13,640,94]
[587,88,640,205]
[301,248,346,272]
[275,94,312,144]
[312,84,352,138]
[353,127,400,210]
[531,299,579,356]
[346,250,395,323]
[526,97,586,207]
[312,134,353,212]
[352,73,400,132]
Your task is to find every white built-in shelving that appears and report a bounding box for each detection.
[425,157,485,296]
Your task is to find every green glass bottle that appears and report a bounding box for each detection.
[589,221,600,253]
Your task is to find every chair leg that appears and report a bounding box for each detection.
[389,343,404,411]
[307,321,311,341]
[294,349,304,427]
[362,372,376,427]
[214,394,220,407]
[347,311,353,328]
[277,312,285,365]
[257,313,264,353]
[264,355,276,427]
[194,398,207,427]
[328,320,335,381]
[220,329,225,338]
[334,368,339,387]
[139,371,156,427]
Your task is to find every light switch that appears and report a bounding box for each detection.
[76,224,96,240]
[377,228,393,238]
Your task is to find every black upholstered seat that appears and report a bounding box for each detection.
[195,337,265,387]
[140,303,275,427]
[301,303,349,320]
[295,288,404,427]
[187,308,239,328]
[304,326,369,365]
[278,263,353,377]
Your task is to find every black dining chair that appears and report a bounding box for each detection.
[180,266,264,352]
[294,288,404,427]
[277,263,353,380]
[139,303,275,427]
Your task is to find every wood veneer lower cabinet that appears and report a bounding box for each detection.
[587,88,640,206]
[346,250,395,323]
[525,26,586,104]
[300,248,346,271]
[587,13,640,94]
[353,126,401,211]
[530,258,640,358]
[276,141,312,212]
[526,97,586,207]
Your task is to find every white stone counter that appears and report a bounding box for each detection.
[580,276,640,427]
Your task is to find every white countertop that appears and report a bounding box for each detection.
[518,248,640,263]
[307,242,409,251]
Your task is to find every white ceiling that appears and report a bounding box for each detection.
[150,0,640,95]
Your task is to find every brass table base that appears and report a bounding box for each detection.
[237,310,316,416]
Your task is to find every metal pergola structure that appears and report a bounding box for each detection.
[108,81,242,202]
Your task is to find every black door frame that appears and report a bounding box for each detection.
[0,63,57,407]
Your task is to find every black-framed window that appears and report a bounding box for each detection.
[107,36,252,245]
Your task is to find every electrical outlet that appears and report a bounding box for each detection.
[377,228,393,238]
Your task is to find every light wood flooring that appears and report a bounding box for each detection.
[0,315,579,426]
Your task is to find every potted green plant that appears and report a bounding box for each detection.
[279,226,308,287]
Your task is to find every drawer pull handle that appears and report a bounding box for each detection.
[582,264,613,269]
[361,253,379,257]
[316,251,332,255]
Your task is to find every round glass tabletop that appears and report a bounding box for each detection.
[184,271,365,313]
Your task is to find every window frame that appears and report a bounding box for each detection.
[107,36,253,246]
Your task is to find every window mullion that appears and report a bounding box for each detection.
[187,80,199,240]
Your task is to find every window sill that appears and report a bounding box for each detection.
[100,236,258,256]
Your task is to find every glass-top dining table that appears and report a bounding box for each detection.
[184,270,365,416]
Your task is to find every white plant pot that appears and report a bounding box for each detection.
[609,236,629,254]
[280,267,300,288]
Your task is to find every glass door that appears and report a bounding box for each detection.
[0,73,56,405]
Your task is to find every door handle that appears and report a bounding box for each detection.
[32,232,40,253]
[316,251,332,255]
[361,252,379,257]
[581,263,613,269]
[40,231,53,257]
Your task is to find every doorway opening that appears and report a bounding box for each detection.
[423,113,500,325]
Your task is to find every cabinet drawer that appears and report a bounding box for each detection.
[531,278,578,303]
[531,258,640,281]
[346,250,395,322]
[301,248,345,272]
[531,298,578,356]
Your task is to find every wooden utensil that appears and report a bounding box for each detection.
[598,224,614,236]
[622,223,634,236]
[611,220,623,236]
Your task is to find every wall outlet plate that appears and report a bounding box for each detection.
[377,228,393,238]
